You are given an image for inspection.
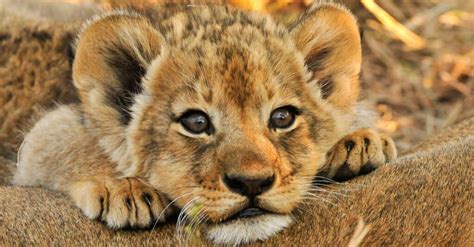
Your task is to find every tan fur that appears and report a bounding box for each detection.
[0,1,472,245]
[1,117,472,245]
[5,2,402,244]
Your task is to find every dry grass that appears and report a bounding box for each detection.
[350,0,473,152]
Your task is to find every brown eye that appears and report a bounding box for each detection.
[180,110,211,134]
[269,106,298,130]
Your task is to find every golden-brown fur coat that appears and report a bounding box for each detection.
[0,2,472,246]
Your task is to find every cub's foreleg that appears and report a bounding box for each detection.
[13,106,172,228]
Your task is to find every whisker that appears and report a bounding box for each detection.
[152,191,196,231]
[313,175,338,182]
[304,190,345,205]
[300,195,337,207]
[298,174,369,190]
[185,205,205,240]
[306,188,350,198]
[176,197,199,243]
[185,208,207,244]
[176,200,194,241]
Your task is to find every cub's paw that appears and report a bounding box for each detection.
[68,177,173,229]
[323,128,397,182]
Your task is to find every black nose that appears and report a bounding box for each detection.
[223,174,275,197]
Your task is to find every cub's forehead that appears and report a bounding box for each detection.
[145,5,309,112]
[152,5,289,48]
[155,45,307,118]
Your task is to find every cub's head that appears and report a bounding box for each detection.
[73,3,361,245]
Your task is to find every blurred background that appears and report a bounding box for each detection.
[10,0,474,152]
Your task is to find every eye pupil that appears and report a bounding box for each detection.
[180,111,210,134]
[270,106,297,129]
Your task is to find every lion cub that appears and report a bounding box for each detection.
[13,2,396,245]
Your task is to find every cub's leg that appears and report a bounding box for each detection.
[12,105,173,228]
[320,128,397,182]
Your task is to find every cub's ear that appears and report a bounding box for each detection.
[72,12,164,173]
[73,11,163,125]
[291,3,361,110]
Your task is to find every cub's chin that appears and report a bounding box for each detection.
[205,208,293,245]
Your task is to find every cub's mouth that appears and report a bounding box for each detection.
[226,207,269,222]
[205,206,292,245]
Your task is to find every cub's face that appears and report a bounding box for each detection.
[73,4,361,245]
[135,40,335,231]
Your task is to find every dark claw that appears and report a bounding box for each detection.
[364,138,370,151]
[345,140,355,152]
[313,170,332,186]
[142,193,153,206]
[124,197,132,210]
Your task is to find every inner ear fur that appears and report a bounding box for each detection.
[73,11,163,125]
[72,12,163,173]
[291,3,361,110]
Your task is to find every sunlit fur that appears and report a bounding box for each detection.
[13,2,367,244]
[125,4,359,226]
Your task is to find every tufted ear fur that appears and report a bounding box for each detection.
[291,3,361,111]
[73,11,164,173]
